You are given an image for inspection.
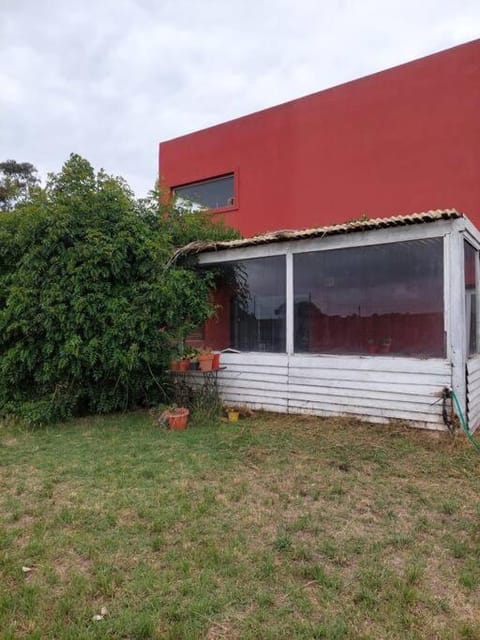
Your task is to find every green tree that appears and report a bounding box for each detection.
[0,159,40,211]
[0,154,239,424]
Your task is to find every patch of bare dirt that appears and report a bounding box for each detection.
[1,437,18,447]
[54,553,92,581]
[206,620,240,640]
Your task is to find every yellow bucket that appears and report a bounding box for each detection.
[228,410,239,423]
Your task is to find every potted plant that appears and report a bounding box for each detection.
[183,346,199,370]
[226,407,239,423]
[177,357,190,372]
[169,352,181,371]
[168,327,196,373]
[163,406,190,430]
[198,347,214,371]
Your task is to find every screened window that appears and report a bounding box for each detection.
[465,241,478,356]
[294,238,445,357]
[174,174,234,210]
[205,256,286,352]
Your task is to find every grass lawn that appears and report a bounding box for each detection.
[1,411,480,639]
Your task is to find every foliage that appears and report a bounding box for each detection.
[0,159,40,211]
[0,154,238,424]
[143,184,241,246]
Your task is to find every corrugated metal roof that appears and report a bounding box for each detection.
[180,209,462,256]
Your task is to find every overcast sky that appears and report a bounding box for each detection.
[1,0,479,197]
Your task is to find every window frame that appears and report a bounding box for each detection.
[203,254,287,353]
[464,239,480,357]
[198,220,455,358]
[172,171,238,213]
[292,238,446,358]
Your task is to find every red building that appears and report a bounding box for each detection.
[159,39,480,237]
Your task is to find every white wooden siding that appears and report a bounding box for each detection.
[216,354,288,413]
[208,353,451,430]
[467,356,480,432]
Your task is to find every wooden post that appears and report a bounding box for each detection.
[286,250,294,356]
[447,221,467,414]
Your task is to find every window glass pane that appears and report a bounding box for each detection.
[294,238,444,357]
[174,174,234,209]
[465,241,478,356]
[204,256,286,352]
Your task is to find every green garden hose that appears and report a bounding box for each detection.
[449,388,480,454]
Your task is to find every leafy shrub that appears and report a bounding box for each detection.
[0,154,239,424]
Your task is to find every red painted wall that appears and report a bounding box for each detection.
[159,40,480,237]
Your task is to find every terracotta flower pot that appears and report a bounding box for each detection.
[198,353,214,371]
[178,358,190,372]
[166,407,189,430]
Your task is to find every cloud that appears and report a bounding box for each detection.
[1,0,479,196]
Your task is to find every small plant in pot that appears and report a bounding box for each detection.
[162,405,190,430]
[154,405,190,430]
[168,333,187,370]
[178,358,190,372]
[225,406,239,423]
[184,347,199,370]
[169,351,181,371]
[170,348,189,371]
[198,347,214,371]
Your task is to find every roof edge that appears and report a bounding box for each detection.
[181,209,463,256]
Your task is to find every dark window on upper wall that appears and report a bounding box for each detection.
[294,238,445,357]
[173,174,234,210]
[203,256,286,352]
[465,241,478,356]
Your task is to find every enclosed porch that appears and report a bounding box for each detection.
[184,210,480,431]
